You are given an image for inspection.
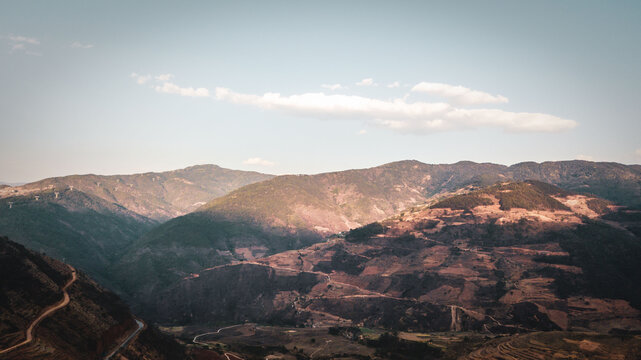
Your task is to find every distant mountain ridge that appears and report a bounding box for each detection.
[0,164,274,221]
[0,164,273,293]
[196,159,641,234]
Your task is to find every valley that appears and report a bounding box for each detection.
[1,160,641,359]
[4,1,640,358]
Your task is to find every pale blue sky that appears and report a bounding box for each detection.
[1,1,640,182]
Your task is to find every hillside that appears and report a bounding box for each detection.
[151,181,641,335]
[509,161,641,208]
[0,164,274,221]
[0,236,188,360]
[116,160,641,303]
[0,187,156,288]
[115,160,507,301]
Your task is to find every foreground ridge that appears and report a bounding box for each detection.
[0,265,77,354]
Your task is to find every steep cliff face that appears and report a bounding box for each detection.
[0,236,185,360]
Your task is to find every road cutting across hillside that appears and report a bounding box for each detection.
[0,265,77,354]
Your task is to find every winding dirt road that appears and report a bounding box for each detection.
[0,265,77,354]
[193,325,246,360]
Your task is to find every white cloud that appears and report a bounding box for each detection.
[243,157,275,166]
[214,87,577,133]
[576,155,594,161]
[131,73,208,97]
[155,73,174,82]
[321,83,345,91]
[387,81,400,88]
[356,78,376,86]
[130,73,152,85]
[5,34,39,45]
[357,129,367,135]
[412,82,509,105]
[3,34,41,55]
[70,41,94,49]
[155,82,210,97]
[137,74,577,134]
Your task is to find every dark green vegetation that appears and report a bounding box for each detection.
[346,222,387,242]
[538,221,641,308]
[114,212,322,301]
[153,263,323,324]
[586,198,613,213]
[431,180,570,211]
[492,180,570,211]
[0,189,155,287]
[366,332,443,360]
[431,194,493,210]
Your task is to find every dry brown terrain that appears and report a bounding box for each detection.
[154,182,641,335]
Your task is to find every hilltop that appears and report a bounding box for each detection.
[115,160,506,301]
[116,160,641,303]
[0,164,273,221]
[151,181,641,336]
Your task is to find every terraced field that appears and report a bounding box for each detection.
[465,332,641,360]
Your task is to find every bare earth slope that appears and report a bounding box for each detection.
[116,160,507,301]
[118,160,641,304]
[152,181,641,336]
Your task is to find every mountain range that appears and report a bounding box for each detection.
[150,181,641,334]
[111,160,641,303]
[1,159,641,359]
[1,164,273,221]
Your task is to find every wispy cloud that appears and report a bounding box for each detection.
[321,83,345,91]
[356,78,376,87]
[387,81,400,88]
[134,74,577,134]
[357,129,367,135]
[2,34,41,55]
[155,82,210,97]
[70,41,94,49]
[412,82,509,105]
[155,73,174,82]
[130,73,152,85]
[131,73,209,97]
[243,157,275,166]
[5,34,39,45]
[214,87,576,133]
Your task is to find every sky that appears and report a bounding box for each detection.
[1,1,640,183]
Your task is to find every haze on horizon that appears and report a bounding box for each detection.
[1,1,640,183]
